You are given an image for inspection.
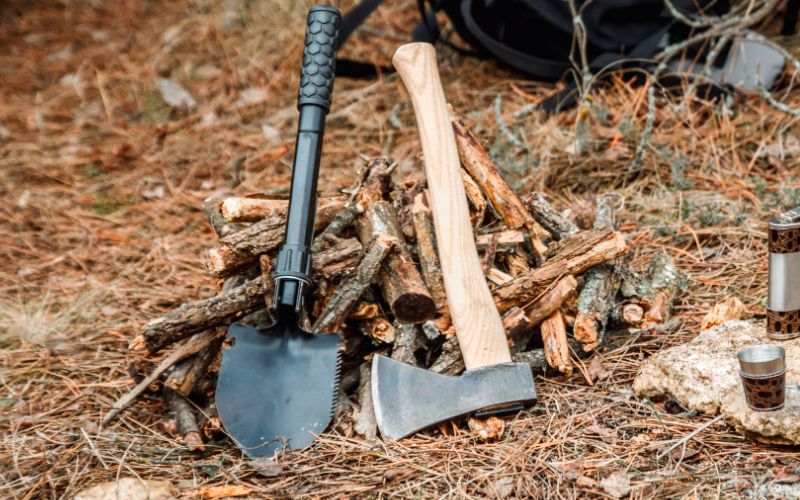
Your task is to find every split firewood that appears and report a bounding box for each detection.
[312,235,397,333]
[461,169,487,226]
[356,200,436,323]
[352,363,377,439]
[525,193,579,240]
[614,268,646,327]
[512,349,548,373]
[104,329,223,425]
[391,323,422,366]
[639,251,680,327]
[541,310,572,376]
[574,195,623,350]
[411,192,448,318]
[311,237,362,281]
[475,230,525,251]
[220,195,345,223]
[208,206,338,278]
[349,302,383,321]
[493,229,628,313]
[451,114,548,249]
[357,317,396,343]
[503,249,532,277]
[429,334,465,375]
[165,337,224,396]
[166,389,204,451]
[486,267,514,286]
[203,196,247,237]
[503,275,577,348]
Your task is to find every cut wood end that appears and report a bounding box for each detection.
[573,314,599,344]
[128,335,146,351]
[184,431,205,452]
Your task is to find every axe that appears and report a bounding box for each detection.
[371,43,537,440]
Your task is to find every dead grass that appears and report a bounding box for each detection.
[1,0,799,498]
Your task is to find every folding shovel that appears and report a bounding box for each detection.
[216,6,342,458]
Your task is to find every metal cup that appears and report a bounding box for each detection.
[738,345,786,411]
[768,207,800,340]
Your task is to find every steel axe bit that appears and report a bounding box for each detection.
[371,43,536,441]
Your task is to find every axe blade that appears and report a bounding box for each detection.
[371,355,536,440]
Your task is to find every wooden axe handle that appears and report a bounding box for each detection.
[393,43,511,369]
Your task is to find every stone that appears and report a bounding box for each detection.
[633,320,800,444]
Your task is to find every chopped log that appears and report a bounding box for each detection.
[166,337,224,396]
[574,195,623,349]
[208,207,338,278]
[349,302,382,321]
[221,195,345,223]
[641,251,680,327]
[356,200,436,323]
[411,192,447,316]
[166,389,204,451]
[503,274,577,342]
[312,235,396,333]
[203,196,247,237]
[141,277,266,353]
[512,349,548,374]
[493,229,628,313]
[525,193,579,240]
[486,267,514,286]
[311,237,362,281]
[429,334,464,375]
[451,114,547,252]
[621,303,645,325]
[461,169,487,226]
[312,201,362,251]
[541,310,572,376]
[103,330,223,425]
[391,323,421,366]
[358,317,396,343]
[352,363,377,439]
[503,249,531,277]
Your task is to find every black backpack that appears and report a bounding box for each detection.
[336,0,796,109]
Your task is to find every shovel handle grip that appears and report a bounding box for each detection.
[298,6,339,111]
[392,43,511,369]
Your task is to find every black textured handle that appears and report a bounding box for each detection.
[298,6,340,111]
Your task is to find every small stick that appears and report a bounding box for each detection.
[312,235,396,333]
[656,414,724,460]
[103,330,222,425]
[166,389,204,451]
[526,193,579,240]
[221,196,345,223]
[541,310,572,376]
[411,192,448,318]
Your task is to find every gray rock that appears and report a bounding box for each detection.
[633,320,800,444]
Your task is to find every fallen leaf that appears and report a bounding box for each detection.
[600,470,631,499]
[74,478,176,500]
[668,446,700,461]
[588,356,610,383]
[195,484,251,499]
[156,78,197,109]
[490,476,514,498]
[468,416,505,441]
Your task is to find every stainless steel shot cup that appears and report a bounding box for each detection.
[738,345,786,411]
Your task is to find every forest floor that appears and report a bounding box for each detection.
[2,1,800,498]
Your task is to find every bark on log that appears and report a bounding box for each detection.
[391,323,421,367]
[512,349,548,374]
[208,207,338,278]
[451,114,548,252]
[356,200,436,323]
[461,169,487,226]
[411,192,447,317]
[493,229,627,313]
[640,251,680,326]
[503,275,578,353]
[574,195,623,349]
[311,237,362,282]
[503,250,532,277]
[429,334,464,375]
[541,310,572,376]
[166,337,224,396]
[221,195,345,223]
[203,196,247,237]
[525,193,579,240]
[141,277,267,353]
[312,235,396,333]
[166,389,204,451]
[353,363,377,439]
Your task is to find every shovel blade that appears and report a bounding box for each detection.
[216,322,341,458]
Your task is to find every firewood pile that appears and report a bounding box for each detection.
[106,116,679,448]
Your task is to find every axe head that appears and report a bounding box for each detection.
[371,355,536,440]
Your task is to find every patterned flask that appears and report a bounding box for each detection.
[768,206,800,339]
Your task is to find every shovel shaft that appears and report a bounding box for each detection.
[275,6,340,312]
